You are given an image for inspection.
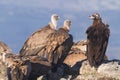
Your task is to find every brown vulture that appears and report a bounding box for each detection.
[19,14,59,57]
[86,13,110,68]
[42,19,73,72]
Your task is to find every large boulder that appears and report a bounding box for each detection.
[98,59,120,79]
[76,59,120,80]
[64,40,87,67]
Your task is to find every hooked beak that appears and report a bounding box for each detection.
[89,15,95,20]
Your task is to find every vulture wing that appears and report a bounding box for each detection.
[20,25,55,56]
[43,28,72,63]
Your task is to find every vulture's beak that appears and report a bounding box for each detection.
[89,15,95,20]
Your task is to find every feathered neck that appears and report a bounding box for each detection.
[49,17,57,29]
[62,26,70,32]
[49,22,55,29]
[93,18,102,27]
[63,20,71,32]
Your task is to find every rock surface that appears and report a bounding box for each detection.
[0,40,120,80]
[0,62,8,80]
[0,56,120,80]
[75,59,120,80]
[98,60,120,79]
[36,59,120,80]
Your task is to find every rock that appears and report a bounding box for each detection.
[64,40,87,68]
[75,74,117,80]
[77,60,120,80]
[98,59,120,79]
[72,40,87,54]
[0,52,32,80]
[80,60,97,75]
[0,40,119,80]
[7,59,31,80]
[1,58,120,80]
[0,62,8,80]
[64,53,87,67]
[29,60,51,80]
[63,40,109,80]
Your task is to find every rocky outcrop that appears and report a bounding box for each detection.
[0,40,120,80]
[74,59,120,80]
[1,58,120,80]
[98,59,120,79]
[39,59,120,80]
[37,40,120,80]
[0,62,8,80]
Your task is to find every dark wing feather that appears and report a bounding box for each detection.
[46,28,70,53]
[20,25,55,56]
[56,34,73,66]
[95,26,110,61]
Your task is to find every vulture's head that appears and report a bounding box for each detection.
[89,13,101,20]
[51,14,59,21]
[51,14,59,29]
[63,19,71,31]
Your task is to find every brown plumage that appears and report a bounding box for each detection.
[40,20,73,72]
[19,14,59,57]
[86,13,110,68]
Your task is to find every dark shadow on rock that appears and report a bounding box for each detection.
[7,67,11,80]
[102,59,120,65]
[28,60,51,80]
[63,59,87,80]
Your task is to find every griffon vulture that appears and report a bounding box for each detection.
[86,13,110,68]
[20,14,59,57]
[42,19,73,72]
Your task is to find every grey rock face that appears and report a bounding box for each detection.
[98,60,120,79]
[78,60,120,80]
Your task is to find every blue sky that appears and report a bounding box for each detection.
[0,0,120,59]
